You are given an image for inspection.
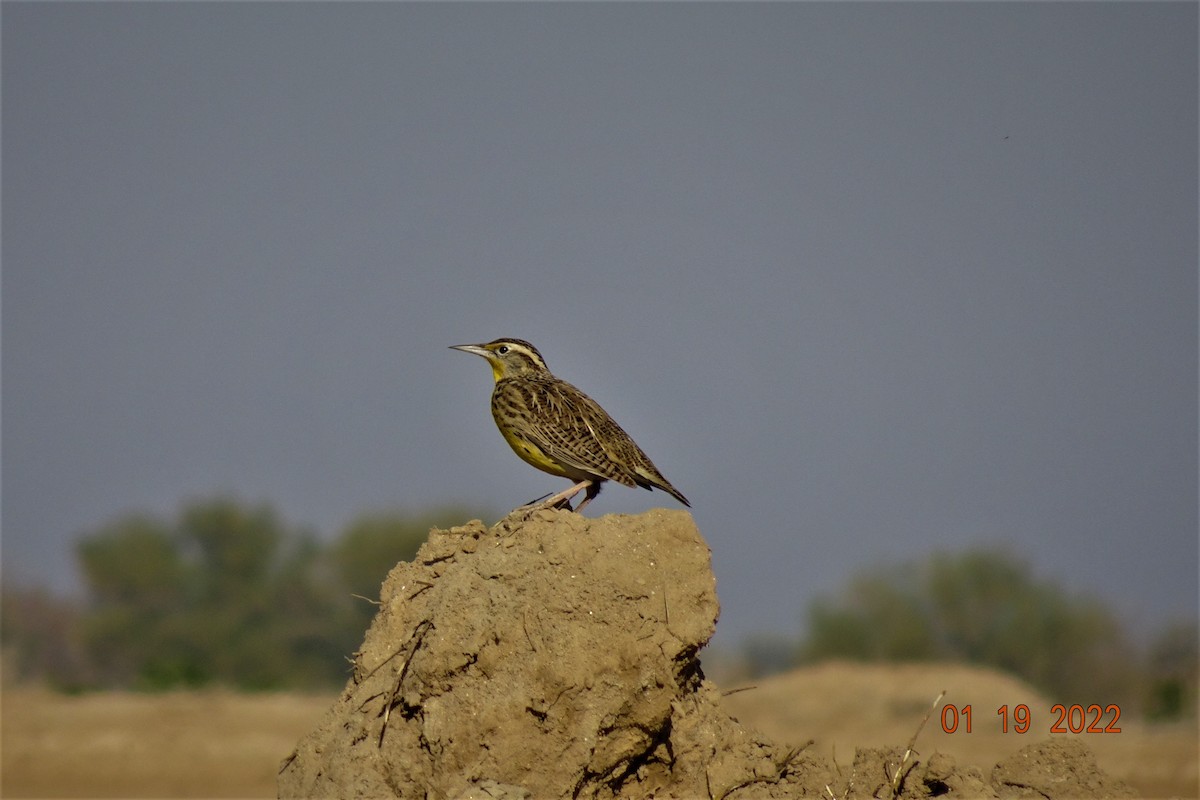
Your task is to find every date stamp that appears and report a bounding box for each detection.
[940,703,1122,735]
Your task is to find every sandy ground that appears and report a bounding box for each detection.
[2,663,1196,798]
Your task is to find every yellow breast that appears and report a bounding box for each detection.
[497,424,574,478]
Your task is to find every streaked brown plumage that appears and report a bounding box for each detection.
[450,338,690,512]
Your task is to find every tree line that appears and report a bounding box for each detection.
[736,548,1197,721]
[2,498,486,690]
[2,497,1195,720]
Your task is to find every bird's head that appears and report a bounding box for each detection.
[450,338,550,382]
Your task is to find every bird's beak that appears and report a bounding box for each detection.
[449,344,490,358]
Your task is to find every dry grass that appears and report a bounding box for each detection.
[1,689,329,798]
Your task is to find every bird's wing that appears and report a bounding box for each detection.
[519,380,643,487]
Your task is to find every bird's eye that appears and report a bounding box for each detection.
[497,345,509,354]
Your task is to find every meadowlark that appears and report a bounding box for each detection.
[450,338,690,512]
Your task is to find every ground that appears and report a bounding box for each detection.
[1,666,1196,798]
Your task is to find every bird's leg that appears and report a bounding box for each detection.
[515,480,592,516]
[538,479,592,510]
[573,481,603,513]
[520,490,576,510]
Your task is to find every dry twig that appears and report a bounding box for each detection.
[888,689,946,798]
[377,619,434,747]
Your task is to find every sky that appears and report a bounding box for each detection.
[3,2,1196,652]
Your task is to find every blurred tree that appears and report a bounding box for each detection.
[0,582,91,689]
[808,574,936,661]
[76,499,337,689]
[800,549,1139,707]
[1145,619,1199,721]
[738,633,799,679]
[72,498,492,690]
[179,500,282,604]
[77,515,185,610]
[76,515,189,686]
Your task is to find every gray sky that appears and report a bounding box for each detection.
[3,2,1196,650]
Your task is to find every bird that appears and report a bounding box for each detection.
[449,338,690,513]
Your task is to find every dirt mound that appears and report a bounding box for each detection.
[277,510,1133,799]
